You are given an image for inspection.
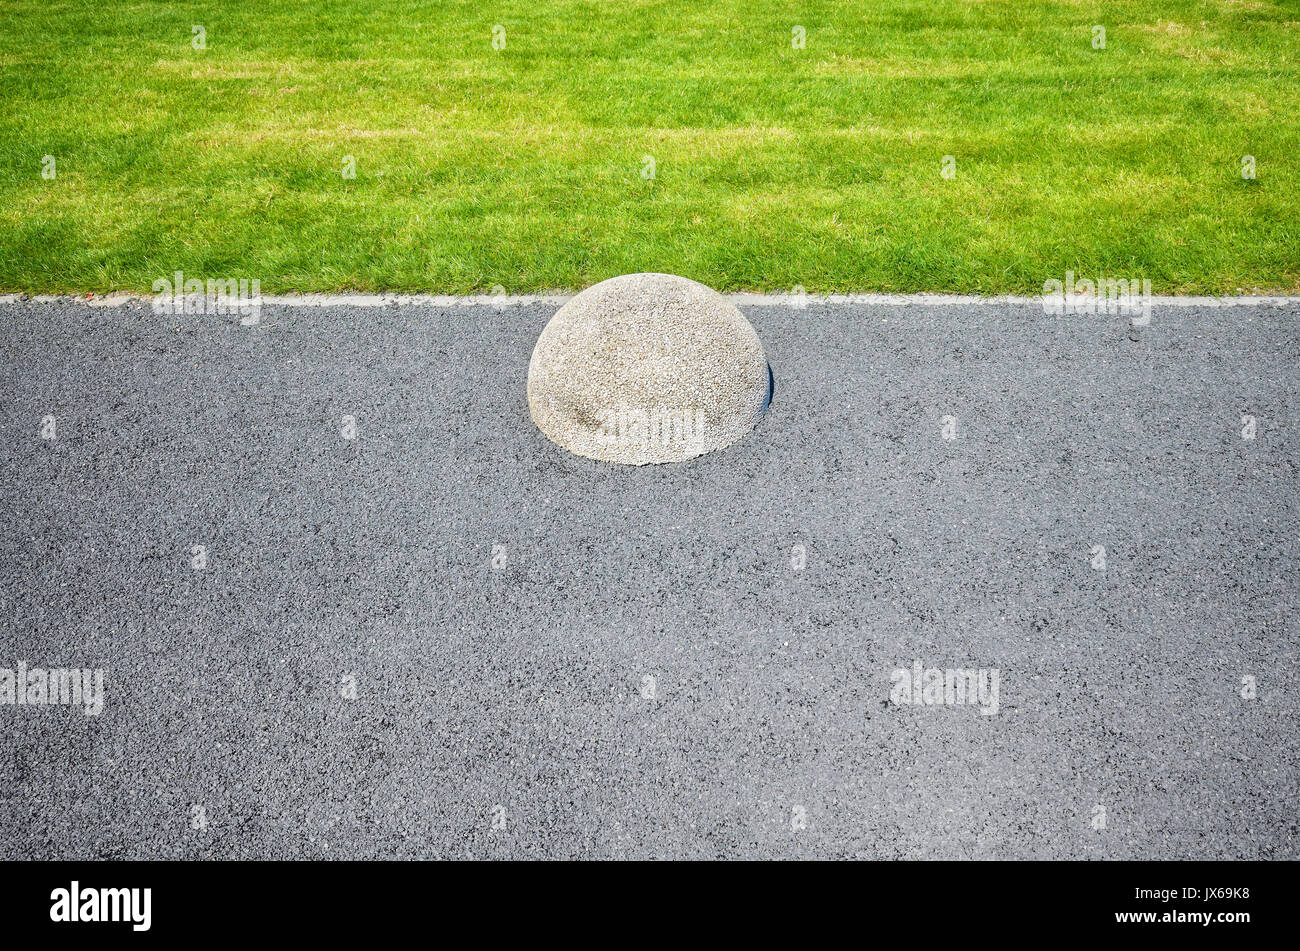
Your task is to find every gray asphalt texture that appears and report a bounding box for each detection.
[1,296,1297,860]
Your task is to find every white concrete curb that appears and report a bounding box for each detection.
[1,292,1297,308]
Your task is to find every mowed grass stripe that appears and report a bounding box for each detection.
[0,0,1295,293]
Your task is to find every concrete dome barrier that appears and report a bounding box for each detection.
[527,273,771,464]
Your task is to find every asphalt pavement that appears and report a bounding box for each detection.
[1,295,1296,859]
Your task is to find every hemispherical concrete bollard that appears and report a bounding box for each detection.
[527,273,772,465]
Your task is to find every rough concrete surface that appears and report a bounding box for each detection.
[0,296,1297,860]
[528,273,770,464]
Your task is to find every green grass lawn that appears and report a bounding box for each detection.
[1,0,1297,294]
